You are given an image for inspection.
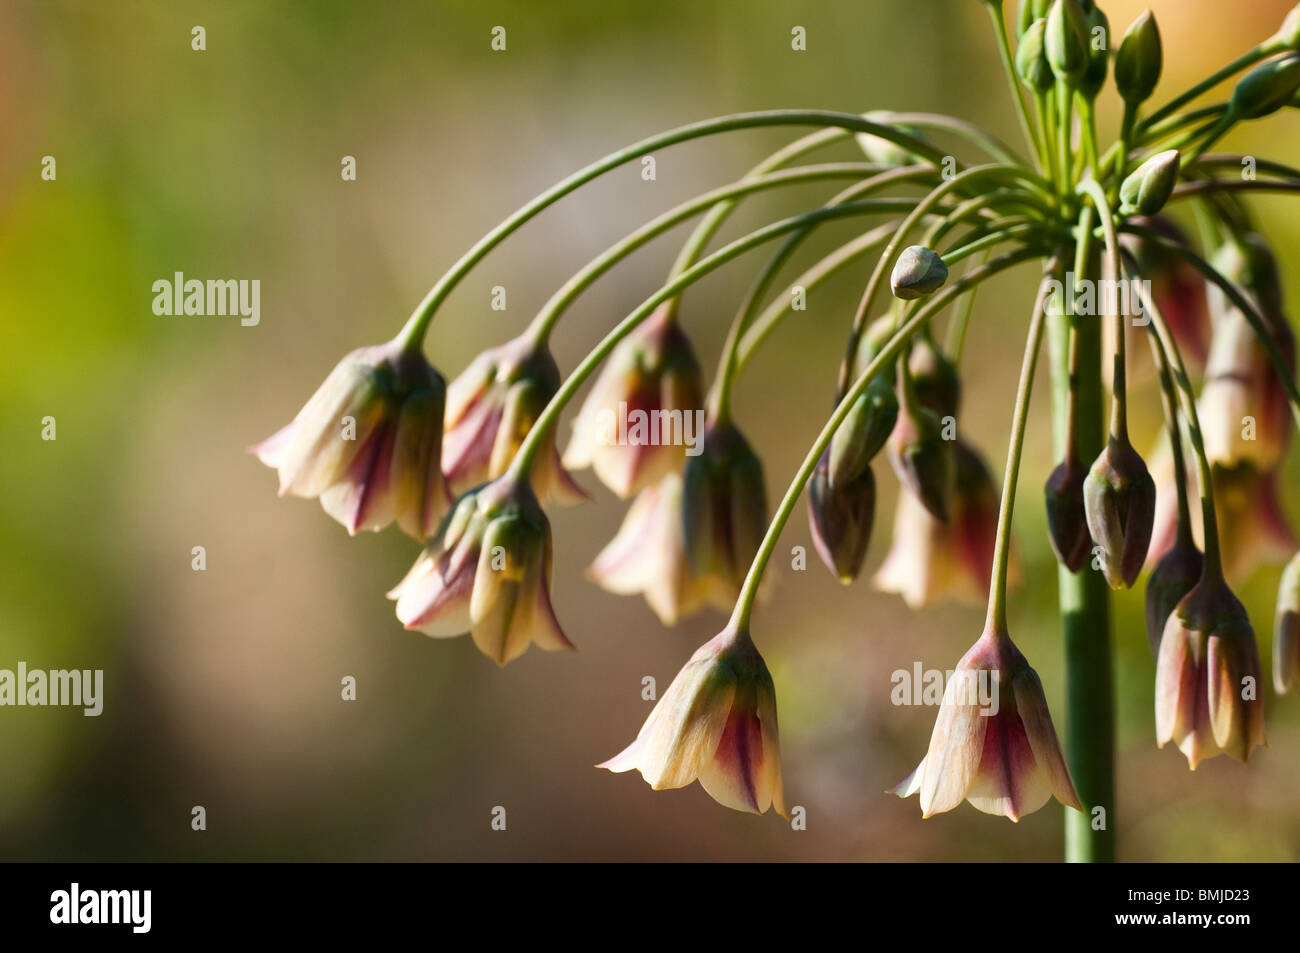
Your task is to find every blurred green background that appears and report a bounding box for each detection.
[1,0,1298,861]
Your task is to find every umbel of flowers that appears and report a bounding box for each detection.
[254,0,1300,860]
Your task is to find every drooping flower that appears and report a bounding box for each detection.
[1084,435,1156,589]
[891,624,1083,822]
[1155,574,1266,768]
[442,332,586,505]
[563,304,704,499]
[587,472,705,625]
[1199,236,1295,473]
[874,439,1001,609]
[680,416,768,610]
[388,476,573,666]
[1275,552,1300,694]
[251,337,450,539]
[599,626,785,816]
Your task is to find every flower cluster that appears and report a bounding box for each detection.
[251,0,1300,855]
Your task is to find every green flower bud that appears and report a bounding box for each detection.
[1231,53,1300,120]
[890,245,949,300]
[1114,10,1162,105]
[888,402,955,523]
[1045,0,1090,85]
[1079,6,1110,101]
[1016,19,1056,92]
[1119,149,1180,216]
[855,110,927,167]
[808,450,876,584]
[1084,435,1157,589]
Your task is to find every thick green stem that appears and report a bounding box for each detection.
[1049,275,1115,864]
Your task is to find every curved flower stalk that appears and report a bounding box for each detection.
[252,1,1300,860]
[252,338,450,539]
[388,476,572,666]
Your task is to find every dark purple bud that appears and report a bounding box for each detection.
[1044,458,1092,573]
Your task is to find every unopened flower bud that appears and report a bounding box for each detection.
[1119,149,1180,217]
[1016,20,1056,93]
[808,450,876,584]
[251,337,451,540]
[681,416,768,608]
[890,246,949,300]
[1045,0,1090,85]
[1017,0,1051,38]
[600,626,786,816]
[907,333,962,419]
[1084,436,1157,589]
[1156,576,1266,767]
[856,111,927,167]
[1044,457,1092,572]
[1079,6,1110,101]
[1114,10,1163,105]
[1275,552,1300,693]
[829,317,899,486]
[1231,52,1300,120]
[891,624,1082,821]
[1145,534,1203,656]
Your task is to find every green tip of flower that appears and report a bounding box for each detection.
[1115,10,1162,105]
[1045,0,1090,85]
[1231,52,1300,120]
[1119,149,1180,216]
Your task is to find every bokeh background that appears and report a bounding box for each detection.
[1,0,1298,861]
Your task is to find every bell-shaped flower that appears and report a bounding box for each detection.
[388,476,573,666]
[680,416,768,611]
[588,472,706,625]
[1155,574,1266,768]
[1084,435,1156,589]
[598,626,785,816]
[442,332,586,505]
[252,338,450,540]
[563,304,704,499]
[891,624,1082,821]
[1275,552,1300,694]
[808,450,876,584]
[874,440,1001,609]
[1199,237,1295,472]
